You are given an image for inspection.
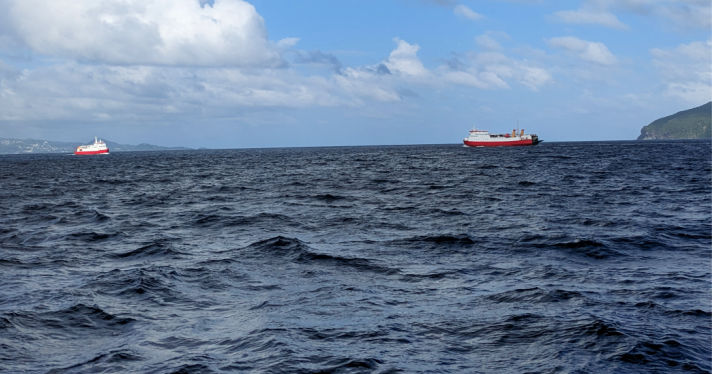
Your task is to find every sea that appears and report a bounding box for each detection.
[0,140,711,373]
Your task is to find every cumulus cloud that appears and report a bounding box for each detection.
[454,5,483,21]
[651,40,711,103]
[553,8,628,29]
[548,36,617,65]
[292,50,343,73]
[383,39,429,77]
[437,51,551,91]
[555,0,711,30]
[0,41,424,122]
[475,34,501,50]
[616,0,711,28]
[334,67,402,103]
[328,39,432,103]
[0,33,557,124]
[0,62,355,123]
[4,0,280,67]
[518,66,552,91]
[474,31,510,51]
[653,0,711,29]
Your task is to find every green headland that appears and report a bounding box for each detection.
[637,102,712,140]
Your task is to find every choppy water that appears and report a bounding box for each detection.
[0,141,711,373]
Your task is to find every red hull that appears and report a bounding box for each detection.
[74,149,109,155]
[463,139,535,147]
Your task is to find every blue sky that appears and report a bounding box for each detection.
[0,0,711,147]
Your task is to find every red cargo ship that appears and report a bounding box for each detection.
[74,137,109,155]
[463,129,540,147]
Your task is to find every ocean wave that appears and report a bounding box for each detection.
[3,304,134,331]
[68,231,123,242]
[78,209,112,223]
[414,314,631,365]
[518,235,626,259]
[110,239,183,259]
[393,234,476,246]
[147,335,208,350]
[87,267,183,304]
[634,301,711,318]
[430,208,467,216]
[666,309,711,317]
[299,327,391,342]
[617,339,709,373]
[242,236,401,276]
[47,349,142,373]
[21,202,54,212]
[311,193,349,202]
[219,329,287,351]
[556,239,627,259]
[94,177,137,185]
[192,212,297,229]
[171,266,241,291]
[0,257,31,268]
[487,287,585,304]
[308,357,385,372]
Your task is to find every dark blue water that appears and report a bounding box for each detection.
[0,141,711,373]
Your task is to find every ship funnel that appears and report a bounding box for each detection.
[520,129,524,136]
[512,129,516,137]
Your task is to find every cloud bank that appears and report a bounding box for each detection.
[1,0,705,144]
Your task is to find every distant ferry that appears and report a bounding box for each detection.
[75,137,109,155]
[463,129,541,147]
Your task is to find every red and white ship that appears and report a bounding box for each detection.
[463,128,541,147]
[74,137,109,155]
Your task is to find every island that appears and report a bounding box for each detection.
[637,102,711,140]
[0,138,191,154]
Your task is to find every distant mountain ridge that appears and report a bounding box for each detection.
[0,137,191,154]
[637,102,712,140]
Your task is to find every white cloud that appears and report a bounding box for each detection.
[0,32,557,124]
[475,34,501,50]
[616,0,711,28]
[0,63,365,123]
[651,40,711,103]
[334,68,401,103]
[553,8,628,29]
[384,38,429,77]
[277,37,301,49]
[4,0,280,67]
[548,36,617,65]
[0,45,414,123]
[555,0,711,30]
[441,70,493,89]
[454,5,483,21]
[653,0,711,29]
[437,51,551,91]
[518,66,552,90]
[440,69,508,89]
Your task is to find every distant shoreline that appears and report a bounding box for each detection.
[1,139,712,155]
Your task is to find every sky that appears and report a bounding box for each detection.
[0,0,711,148]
